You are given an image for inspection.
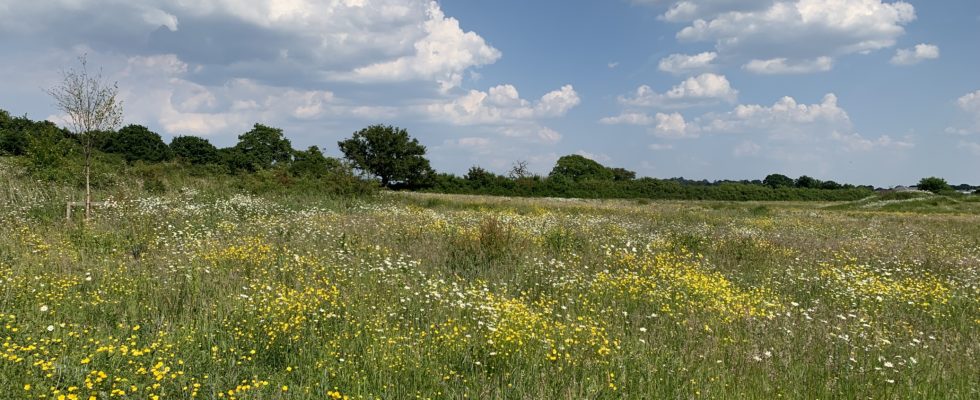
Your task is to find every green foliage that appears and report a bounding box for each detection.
[170,135,219,165]
[289,146,344,178]
[549,154,614,182]
[102,124,173,162]
[763,173,794,188]
[233,124,293,172]
[338,124,434,188]
[609,167,636,181]
[917,177,951,194]
[794,175,820,189]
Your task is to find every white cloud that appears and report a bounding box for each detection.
[336,2,501,91]
[694,93,913,152]
[948,90,980,134]
[424,84,579,125]
[0,0,499,91]
[651,112,700,139]
[658,51,717,74]
[890,43,939,65]
[599,112,656,125]
[648,143,674,151]
[142,8,179,32]
[111,53,399,137]
[957,90,980,114]
[659,0,916,73]
[421,84,577,145]
[744,57,833,74]
[619,73,737,107]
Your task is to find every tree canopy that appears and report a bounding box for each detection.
[763,174,794,189]
[917,177,951,194]
[338,124,433,188]
[549,155,615,182]
[170,135,219,165]
[233,124,293,172]
[102,124,172,163]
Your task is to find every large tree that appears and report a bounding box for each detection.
[548,154,614,182]
[763,173,794,189]
[46,55,123,221]
[338,124,433,188]
[103,124,172,163]
[233,123,293,171]
[170,135,220,165]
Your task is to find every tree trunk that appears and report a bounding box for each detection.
[85,148,91,221]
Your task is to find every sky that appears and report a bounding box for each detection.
[1,0,978,187]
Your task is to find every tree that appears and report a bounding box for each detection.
[508,160,530,180]
[46,55,123,221]
[609,167,636,181]
[0,110,29,156]
[549,154,614,182]
[820,180,842,190]
[103,124,172,162]
[338,124,433,188]
[794,175,821,189]
[170,135,220,165]
[917,177,951,194]
[763,173,794,189]
[289,146,343,178]
[230,124,293,172]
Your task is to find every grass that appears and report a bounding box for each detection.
[0,160,978,399]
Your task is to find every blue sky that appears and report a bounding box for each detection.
[1,0,978,186]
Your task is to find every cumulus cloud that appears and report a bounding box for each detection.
[651,112,700,139]
[0,0,499,91]
[648,143,674,151]
[947,90,980,134]
[658,51,717,74]
[693,93,913,152]
[423,84,579,125]
[619,73,737,107]
[334,2,501,91]
[744,57,833,74]
[422,84,579,144]
[640,0,916,73]
[957,90,980,115]
[104,53,397,137]
[890,43,939,65]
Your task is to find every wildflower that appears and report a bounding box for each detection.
[40,305,49,312]
[47,325,55,332]
[24,384,30,391]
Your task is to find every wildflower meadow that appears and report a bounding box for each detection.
[0,163,977,399]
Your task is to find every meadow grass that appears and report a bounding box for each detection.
[0,161,977,399]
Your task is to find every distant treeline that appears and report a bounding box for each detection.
[424,156,874,201]
[1,108,949,201]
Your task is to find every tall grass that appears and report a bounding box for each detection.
[0,174,977,399]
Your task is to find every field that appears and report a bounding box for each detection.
[0,168,978,398]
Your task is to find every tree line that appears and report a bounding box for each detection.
[2,108,912,201]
